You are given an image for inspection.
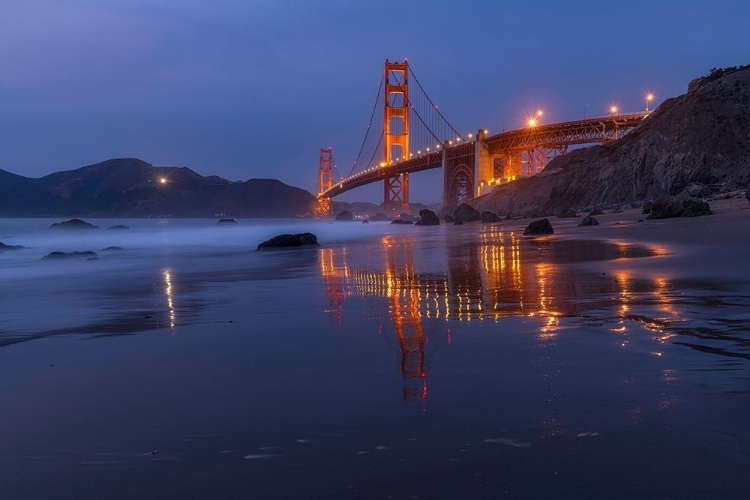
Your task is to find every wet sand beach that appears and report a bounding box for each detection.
[0,206,748,499]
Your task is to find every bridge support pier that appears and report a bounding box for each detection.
[384,173,409,211]
[475,129,505,198]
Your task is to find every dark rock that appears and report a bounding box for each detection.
[453,203,481,223]
[444,215,455,223]
[647,197,684,219]
[107,224,130,230]
[557,208,577,218]
[0,242,24,251]
[681,199,711,217]
[43,251,98,260]
[391,219,414,225]
[504,214,512,220]
[642,201,653,214]
[453,220,463,226]
[589,208,604,216]
[415,209,440,226]
[335,211,354,221]
[371,213,391,222]
[362,219,369,224]
[611,206,624,214]
[101,246,123,251]
[481,211,501,223]
[523,218,554,236]
[49,218,98,230]
[217,218,237,224]
[398,212,414,222]
[685,182,712,199]
[746,188,750,202]
[578,215,600,226]
[256,233,319,250]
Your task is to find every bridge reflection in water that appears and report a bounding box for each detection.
[319,230,675,403]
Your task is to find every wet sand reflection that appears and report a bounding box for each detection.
[319,232,683,402]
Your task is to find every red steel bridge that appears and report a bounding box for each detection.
[317,59,651,213]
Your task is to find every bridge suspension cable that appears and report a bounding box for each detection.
[346,72,385,178]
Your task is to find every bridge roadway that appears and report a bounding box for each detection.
[320,112,648,201]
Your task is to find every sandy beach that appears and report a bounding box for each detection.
[0,208,748,499]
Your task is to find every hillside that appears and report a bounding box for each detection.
[0,158,316,217]
[474,66,750,216]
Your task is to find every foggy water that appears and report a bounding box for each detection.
[0,219,748,499]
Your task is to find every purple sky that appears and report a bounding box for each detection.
[1,0,748,203]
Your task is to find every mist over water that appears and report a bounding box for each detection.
[1,218,749,499]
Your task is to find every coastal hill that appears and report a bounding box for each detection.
[474,65,750,216]
[0,158,316,217]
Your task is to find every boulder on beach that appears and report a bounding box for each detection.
[335,211,354,221]
[217,218,237,224]
[481,211,501,223]
[557,208,577,218]
[589,208,604,216]
[415,209,440,226]
[642,201,653,214]
[362,219,369,224]
[398,212,414,222]
[0,242,25,251]
[453,220,464,226]
[746,188,750,202]
[391,219,414,225]
[681,199,711,217]
[453,203,481,223]
[49,218,98,230]
[444,215,455,223]
[256,233,319,250]
[523,219,554,236]
[43,251,98,260]
[101,246,123,252]
[578,215,600,226]
[646,196,711,218]
[107,224,130,230]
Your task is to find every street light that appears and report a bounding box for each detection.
[610,105,619,116]
[159,177,168,185]
[646,93,655,113]
[527,118,537,127]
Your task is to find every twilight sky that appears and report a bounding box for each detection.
[1,0,748,203]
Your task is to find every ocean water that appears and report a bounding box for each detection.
[0,218,748,499]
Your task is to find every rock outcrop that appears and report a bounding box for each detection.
[0,242,24,250]
[523,219,554,236]
[647,196,711,219]
[217,218,237,224]
[481,211,501,223]
[256,233,319,250]
[558,208,577,218]
[473,67,750,216]
[107,224,130,230]
[415,209,440,226]
[49,218,98,230]
[454,203,481,223]
[43,251,98,260]
[444,215,455,223]
[391,219,414,225]
[578,215,599,226]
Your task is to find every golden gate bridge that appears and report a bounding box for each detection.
[317,59,652,212]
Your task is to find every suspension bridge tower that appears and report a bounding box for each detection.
[383,60,410,210]
[317,147,333,215]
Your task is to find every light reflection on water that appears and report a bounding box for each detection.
[318,231,678,402]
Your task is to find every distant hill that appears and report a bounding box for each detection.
[474,65,750,216]
[0,158,316,217]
